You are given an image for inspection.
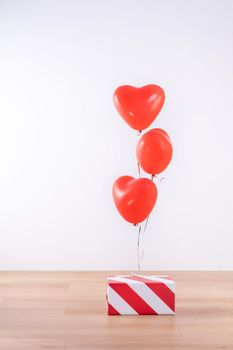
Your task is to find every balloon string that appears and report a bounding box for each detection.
[135,176,155,271]
[136,216,151,271]
[135,133,156,272]
[143,216,150,234]
[137,224,142,271]
[154,175,165,182]
[141,176,153,232]
[137,162,141,178]
[136,131,142,178]
[135,175,165,271]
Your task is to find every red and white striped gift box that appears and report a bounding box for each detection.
[106,274,175,315]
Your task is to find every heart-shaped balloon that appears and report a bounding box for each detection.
[113,85,165,131]
[136,128,173,175]
[112,176,157,224]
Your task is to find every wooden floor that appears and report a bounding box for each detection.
[0,271,232,349]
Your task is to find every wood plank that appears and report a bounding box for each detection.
[0,271,232,349]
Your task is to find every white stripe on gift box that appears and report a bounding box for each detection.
[107,286,138,315]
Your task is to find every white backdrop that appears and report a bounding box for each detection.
[0,0,233,270]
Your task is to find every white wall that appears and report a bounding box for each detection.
[0,0,232,270]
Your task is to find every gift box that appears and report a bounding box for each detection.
[106,274,175,315]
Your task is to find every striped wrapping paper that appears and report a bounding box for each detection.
[106,274,175,315]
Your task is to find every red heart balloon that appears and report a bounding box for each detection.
[112,176,157,224]
[136,128,173,175]
[113,85,165,131]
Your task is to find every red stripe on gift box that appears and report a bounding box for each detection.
[125,275,175,312]
[110,282,158,315]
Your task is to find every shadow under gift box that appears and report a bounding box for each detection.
[106,274,175,315]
